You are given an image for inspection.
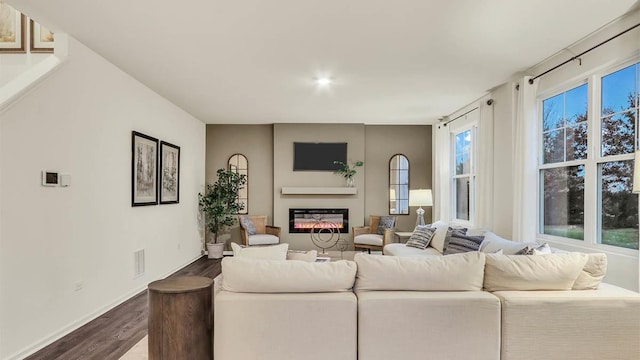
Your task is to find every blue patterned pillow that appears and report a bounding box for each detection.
[377,216,396,235]
[239,216,257,235]
[406,227,436,250]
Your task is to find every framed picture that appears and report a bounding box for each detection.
[30,19,54,53]
[0,4,26,53]
[160,141,180,204]
[132,131,159,206]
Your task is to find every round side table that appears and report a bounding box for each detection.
[148,276,213,359]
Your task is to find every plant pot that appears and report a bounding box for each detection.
[346,177,355,187]
[206,243,224,259]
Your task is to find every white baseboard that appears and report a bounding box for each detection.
[6,253,203,360]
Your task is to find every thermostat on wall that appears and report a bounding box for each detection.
[42,171,59,186]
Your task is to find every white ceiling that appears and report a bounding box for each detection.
[7,0,639,124]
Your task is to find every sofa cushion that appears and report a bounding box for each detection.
[484,253,588,291]
[354,252,485,291]
[377,216,395,235]
[231,242,288,260]
[405,226,436,250]
[443,231,484,255]
[354,234,383,246]
[383,243,442,257]
[479,232,537,255]
[239,215,257,235]
[221,257,357,293]
[573,253,607,290]
[286,249,318,262]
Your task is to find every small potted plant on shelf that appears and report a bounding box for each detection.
[198,168,247,259]
[333,160,364,187]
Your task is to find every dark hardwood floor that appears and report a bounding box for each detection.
[25,256,222,360]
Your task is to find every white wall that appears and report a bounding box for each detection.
[0,36,205,360]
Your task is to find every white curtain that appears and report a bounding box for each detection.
[476,100,494,230]
[512,77,538,242]
[433,123,451,223]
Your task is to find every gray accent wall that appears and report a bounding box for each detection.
[205,123,433,250]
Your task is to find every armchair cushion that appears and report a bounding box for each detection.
[376,216,395,235]
[248,234,280,246]
[239,215,257,235]
[354,234,383,247]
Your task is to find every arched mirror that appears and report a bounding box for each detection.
[228,154,248,214]
[389,154,409,214]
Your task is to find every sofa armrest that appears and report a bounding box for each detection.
[266,225,281,237]
[353,226,371,237]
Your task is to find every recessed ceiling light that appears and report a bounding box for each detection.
[314,76,333,87]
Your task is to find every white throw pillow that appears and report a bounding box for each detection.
[231,242,288,260]
[479,232,537,255]
[427,220,449,253]
[354,252,485,291]
[484,253,588,291]
[221,257,357,293]
[286,249,318,262]
[572,253,607,290]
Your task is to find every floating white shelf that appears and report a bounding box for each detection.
[281,187,357,195]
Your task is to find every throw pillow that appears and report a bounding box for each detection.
[231,242,288,260]
[428,221,450,253]
[479,231,537,255]
[405,227,436,250]
[442,227,468,253]
[286,249,318,262]
[377,216,396,235]
[443,231,484,255]
[483,253,588,291]
[239,216,257,235]
[516,243,551,255]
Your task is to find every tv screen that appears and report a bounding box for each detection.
[293,142,347,171]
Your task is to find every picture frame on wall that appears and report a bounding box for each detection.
[0,3,26,53]
[132,131,159,206]
[159,141,180,204]
[30,19,54,53]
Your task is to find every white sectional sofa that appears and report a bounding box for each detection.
[213,249,640,360]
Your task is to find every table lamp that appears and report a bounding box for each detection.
[409,189,433,227]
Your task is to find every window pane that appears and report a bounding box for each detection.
[600,161,639,250]
[566,123,588,161]
[542,93,563,131]
[565,84,588,125]
[455,177,470,220]
[455,130,471,176]
[541,165,584,240]
[602,64,637,116]
[543,129,564,164]
[601,110,636,156]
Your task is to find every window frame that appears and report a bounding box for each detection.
[536,58,640,256]
[228,153,249,215]
[389,154,410,215]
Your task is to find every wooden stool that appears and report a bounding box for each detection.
[148,276,213,359]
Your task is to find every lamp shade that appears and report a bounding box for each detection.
[409,189,433,207]
[633,150,640,193]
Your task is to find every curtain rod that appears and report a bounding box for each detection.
[439,98,494,128]
[529,22,640,84]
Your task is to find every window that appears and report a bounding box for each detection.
[228,154,248,214]
[389,154,409,214]
[452,127,476,222]
[538,62,639,250]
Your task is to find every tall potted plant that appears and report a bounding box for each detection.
[198,168,247,258]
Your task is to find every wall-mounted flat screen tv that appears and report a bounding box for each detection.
[293,142,347,171]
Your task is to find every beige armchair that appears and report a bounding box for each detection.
[239,215,281,246]
[353,215,396,253]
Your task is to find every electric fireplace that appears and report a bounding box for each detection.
[289,208,349,234]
